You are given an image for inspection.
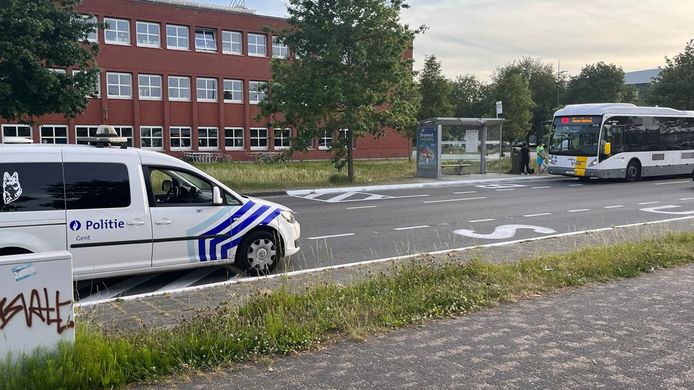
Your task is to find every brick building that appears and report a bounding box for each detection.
[0,0,411,160]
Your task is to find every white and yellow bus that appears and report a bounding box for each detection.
[548,103,694,181]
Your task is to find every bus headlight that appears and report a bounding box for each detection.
[280,210,295,224]
[589,159,598,166]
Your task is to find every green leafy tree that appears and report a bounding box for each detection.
[449,74,490,118]
[0,0,99,121]
[514,58,558,136]
[417,55,452,120]
[258,0,421,182]
[491,66,534,143]
[648,40,694,109]
[564,62,625,104]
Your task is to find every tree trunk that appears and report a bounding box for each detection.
[347,128,354,182]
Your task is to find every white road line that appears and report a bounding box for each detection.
[495,189,516,192]
[638,201,660,205]
[679,197,694,201]
[469,218,495,223]
[158,267,218,292]
[453,191,477,194]
[307,233,355,240]
[568,184,584,187]
[76,215,694,308]
[394,194,431,199]
[654,180,690,186]
[532,186,551,189]
[327,191,360,202]
[568,209,590,213]
[346,205,378,210]
[523,213,551,217]
[78,274,158,303]
[394,225,430,231]
[604,205,624,209]
[422,197,487,204]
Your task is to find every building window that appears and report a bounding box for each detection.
[272,36,289,59]
[222,30,242,55]
[223,79,243,103]
[166,24,189,50]
[248,80,266,104]
[112,126,133,147]
[73,70,100,98]
[49,68,66,74]
[198,127,219,150]
[319,131,333,150]
[168,76,191,101]
[138,74,162,100]
[170,127,192,150]
[104,17,130,45]
[1,125,32,143]
[195,28,216,52]
[248,33,266,57]
[224,127,244,150]
[274,128,290,149]
[76,125,132,146]
[106,72,132,99]
[140,126,163,149]
[79,14,98,43]
[196,78,217,102]
[136,21,160,48]
[40,125,68,144]
[250,128,268,150]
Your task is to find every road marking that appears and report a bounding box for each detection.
[653,180,690,186]
[453,191,477,194]
[76,215,694,308]
[307,233,355,240]
[346,205,378,210]
[604,205,624,209]
[422,196,486,204]
[495,189,516,192]
[568,209,590,213]
[393,194,431,199]
[637,201,660,205]
[469,218,495,223]
[476,183,527,189]
[532,186,551,189]
[568,184,584,187]
[454,224,557,240]
[640,205,694,215]
[523,213,551,217]
[679,197,694,201]
[158,267,219,292]
[394,225,430,231]
[78,274,158,304]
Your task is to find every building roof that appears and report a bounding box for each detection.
[554,103,694,117]
[624,68,661,85]
[142,0,256,15]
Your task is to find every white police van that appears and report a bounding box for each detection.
[0,127,300,280]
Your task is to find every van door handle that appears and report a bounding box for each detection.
[126,219,146,226]
[155,218,172,225]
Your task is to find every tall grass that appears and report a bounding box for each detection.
[2,233,693,389]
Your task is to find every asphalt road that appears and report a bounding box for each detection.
[75,175,694,303]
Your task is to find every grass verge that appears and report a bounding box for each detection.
[2,233,694,389]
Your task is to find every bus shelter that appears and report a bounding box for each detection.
[416,118,505,178]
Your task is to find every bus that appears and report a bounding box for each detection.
[547,103,694,181]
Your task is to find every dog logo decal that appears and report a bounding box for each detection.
[3,172,23,205]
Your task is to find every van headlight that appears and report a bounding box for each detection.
[280,210,295,224]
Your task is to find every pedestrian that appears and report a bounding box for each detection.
[520,143,531,175]
[535,142,546,174]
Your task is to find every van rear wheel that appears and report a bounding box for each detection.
[236,231,279,276]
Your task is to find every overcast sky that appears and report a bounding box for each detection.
[209,0,693,81]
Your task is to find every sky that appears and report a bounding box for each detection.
[207,0,694,81]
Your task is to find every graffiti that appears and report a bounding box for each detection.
[0,288,74,334]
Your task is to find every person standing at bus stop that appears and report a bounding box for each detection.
[535,142,546,174]
[521,143,531,174]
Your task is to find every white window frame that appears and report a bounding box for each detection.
[140,126,164,149]
[272,36,289,59]
[75,125,132,147]
[72,69,101,98]
[138,74,162,100]
[169,126,192,150]
[222,30,242,55]
[197,127,219,151]
[166,24,189,50]
[80,14,98,43]
[196,77,217,102]
[223,79,243,103]
[250,128,268,150]
[104,17,130,45]
[106,72,132,99]
[39,125,69,144]
[273,128,291,150]
[1,124,32,143]
[136,21,160,48]
[248,80,266,104]
[49,68,66,74]
[168,76,191,101]
[248,33,266,57]
[319,131,333,150]
[224,127,244,150]
[195,28,217,52]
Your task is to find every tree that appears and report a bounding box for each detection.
[417,55,452,120]
[514,58,558,136]
[563,62,625,104]
[258,0,421,182]
[648,40,694,110]
[491,66,534,143]
[449,74,490,118]
[0,0,99,121]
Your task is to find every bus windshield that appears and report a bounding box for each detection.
[549,116,602,156]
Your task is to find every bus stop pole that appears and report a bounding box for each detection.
[499,122,503,175]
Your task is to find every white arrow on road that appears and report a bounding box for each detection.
[454,224,557,240]
[640,205,694,215]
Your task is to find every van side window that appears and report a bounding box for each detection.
[146,167,214,206]
[0,163,64,212]
[64,163,131,209]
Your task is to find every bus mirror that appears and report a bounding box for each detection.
[603,142,611,155]
[213,187,224,205]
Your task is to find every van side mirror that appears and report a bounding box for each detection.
[213,187,224,205]
[603,142,611,155]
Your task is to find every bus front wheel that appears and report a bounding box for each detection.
[625,160,641,182]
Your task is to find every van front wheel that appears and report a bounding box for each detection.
[236,231,279,276]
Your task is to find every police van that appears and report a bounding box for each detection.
[0,126,300,280]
